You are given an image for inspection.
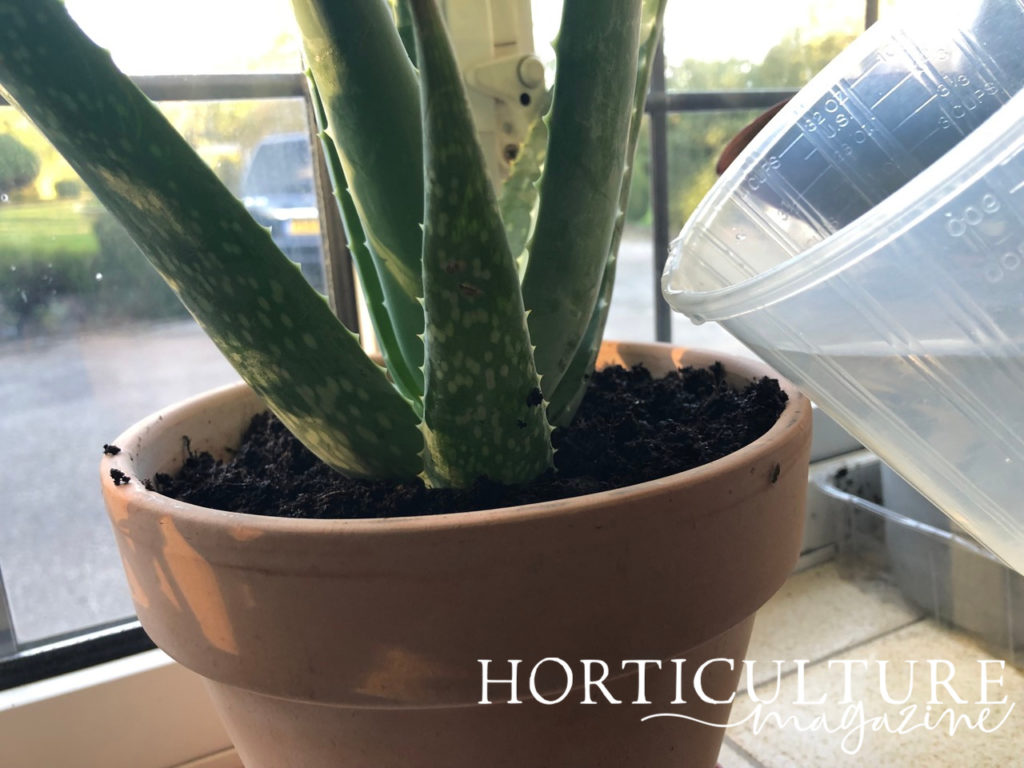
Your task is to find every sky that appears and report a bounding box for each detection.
[533,0,887,67]
[62,0,903,77]
[64,0,305,75]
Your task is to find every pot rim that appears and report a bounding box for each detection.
[102,343,811,535]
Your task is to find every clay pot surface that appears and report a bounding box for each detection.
[101,341,812,768]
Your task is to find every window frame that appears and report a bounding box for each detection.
[0,74,357,687]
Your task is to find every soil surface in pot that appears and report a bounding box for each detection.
[149,363,786,518]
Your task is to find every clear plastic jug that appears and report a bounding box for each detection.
[663,0,1024,573]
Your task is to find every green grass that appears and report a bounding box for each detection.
[0,199,99,257]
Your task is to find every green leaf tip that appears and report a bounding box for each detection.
[522,0,644,399]
[547,0,669,426]
[292,0,426,398]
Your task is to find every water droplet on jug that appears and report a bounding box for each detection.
[95,272,103,281]
[0,193,8,203]
[735,232,747,241]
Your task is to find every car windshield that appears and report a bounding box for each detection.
[242,137,315,197]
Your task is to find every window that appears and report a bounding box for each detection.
[644,0,904,344]
[0,1,318,678]
[1,0,882,750]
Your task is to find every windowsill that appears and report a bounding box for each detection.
[0,648,235,768]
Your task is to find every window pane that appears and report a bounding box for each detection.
[665,0,870,91]
[658,110,777,355]
[64,0,303,75]
[161,100,326,292]
[666,109,762,235]
[0,96,315,645]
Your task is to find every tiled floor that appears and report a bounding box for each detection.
[718,560,1024,767]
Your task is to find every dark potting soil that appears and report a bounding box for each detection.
[150,363,787,519]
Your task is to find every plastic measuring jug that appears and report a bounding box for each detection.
[662,0,1024,573]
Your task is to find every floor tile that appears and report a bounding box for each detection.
[718,737,763,767]
[743,559,924,689]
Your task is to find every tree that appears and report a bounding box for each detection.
[626,29,857,233]
[757,31,854,88]
[0,133,40,194]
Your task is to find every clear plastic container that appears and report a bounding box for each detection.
[662,0,1024,574]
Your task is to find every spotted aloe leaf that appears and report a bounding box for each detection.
[409,0,553,487]
[499,110,549,279]
[520,0,643,399]
[0,0,422,479]
[307,73,423,415]
[547,0,668,425]
[292,0,426,402]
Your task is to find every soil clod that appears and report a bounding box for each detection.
[526,387,543,407]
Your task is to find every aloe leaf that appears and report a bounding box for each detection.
[521,0,643,398]
[498,111,549,279]
[392,0,418,67]
[0,0,422,479]
[548,0,668,425]
[292,0,425,398]
[410,0,553,488]
[546,264,614,425]
[307,74,422,412]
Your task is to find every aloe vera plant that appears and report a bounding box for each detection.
[0,0,667,490]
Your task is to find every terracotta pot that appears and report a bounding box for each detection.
[101,341,812,768]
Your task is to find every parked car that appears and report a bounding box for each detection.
[241,132,325,292]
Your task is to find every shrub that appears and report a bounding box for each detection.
[54,179,82,199]
[0,212,187,336]
[91,213,189,322]
[0,246,93,335]
[0,134,40,194]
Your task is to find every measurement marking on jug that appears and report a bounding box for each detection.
[944,194,1001,238]
[870,73,914,111]
[935,72,1003,131]
[744,155,782,192]
[895,94,937,131]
